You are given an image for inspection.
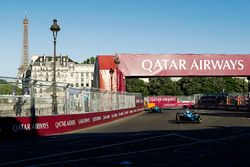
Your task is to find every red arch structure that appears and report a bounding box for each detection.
[94,53,250,91]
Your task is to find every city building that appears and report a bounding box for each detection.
[31,55,94,89]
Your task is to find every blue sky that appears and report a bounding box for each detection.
[1,0,250,77]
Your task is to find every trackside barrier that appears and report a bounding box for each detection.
[0,107,144,136]
[0,77,143,116]
[0,77,144,136]
[196,104,250,111]
[195,94,250,111]
[144,96,194,109]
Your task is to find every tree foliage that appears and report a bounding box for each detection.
[82,57,96,64]
[0,79,8,84]
[0,84,12,95]
[126,77,248,96]
[126,78,149,96]
[148,77,183,96]
[0,79,22,95]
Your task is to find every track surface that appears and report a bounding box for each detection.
[1,109,250,167]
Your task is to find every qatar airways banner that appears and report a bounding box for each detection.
[115,53,250,76]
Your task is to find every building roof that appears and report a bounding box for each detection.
[96,55,116,70]
[32,55,77,66]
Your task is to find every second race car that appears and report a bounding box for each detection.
[176,109,202,123]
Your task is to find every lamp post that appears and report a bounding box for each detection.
[109,68,114,110]
[50,19,60,114]
[109,68,114,91]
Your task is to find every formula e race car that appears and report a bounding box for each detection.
[176,110,202,123]
[150,106,162,113]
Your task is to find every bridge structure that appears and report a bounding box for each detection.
[93,53,250,113]
[94,53,250,91]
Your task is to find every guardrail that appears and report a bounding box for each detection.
[195,104,250,111]
[0,76,143,117]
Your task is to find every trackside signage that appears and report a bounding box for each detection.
[0,107,144,137]
[116,53,250,76]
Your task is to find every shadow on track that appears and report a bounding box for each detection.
[1,126,250,167]
[200,110,250,118]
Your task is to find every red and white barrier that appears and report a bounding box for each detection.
[0,107,144,137]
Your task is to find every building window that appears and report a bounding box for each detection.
[91,73,93,80]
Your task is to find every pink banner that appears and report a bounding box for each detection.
[116,53,250,76]
[148,96,193,108]
[149,96,177,108]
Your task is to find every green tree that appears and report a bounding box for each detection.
[178,77,196,95]
[177,77,247,96]
[126,78,149,96]
[0,79,22,95]
[223,77,235,93]
[201,77,225,94]
[82,56,96,64]
[148,77,182,96]
[148,78,162,95]
[0,79,8,84]
[229,77,248,94]
[15,87,22,95]
[126,76,248,96]
[0,84,12,95]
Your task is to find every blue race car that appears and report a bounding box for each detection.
[176,110,202,123]
[150,106,162,113]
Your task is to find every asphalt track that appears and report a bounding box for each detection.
[1,109,250,167]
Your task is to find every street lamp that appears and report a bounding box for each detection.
[109,68,114,91]
[50,19,60,114]
[109,68,114,110]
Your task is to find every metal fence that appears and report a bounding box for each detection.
[0,76,141,117]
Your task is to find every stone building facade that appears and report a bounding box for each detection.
[31,55,94,89]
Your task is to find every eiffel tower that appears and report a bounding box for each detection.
[17,14,29,79]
